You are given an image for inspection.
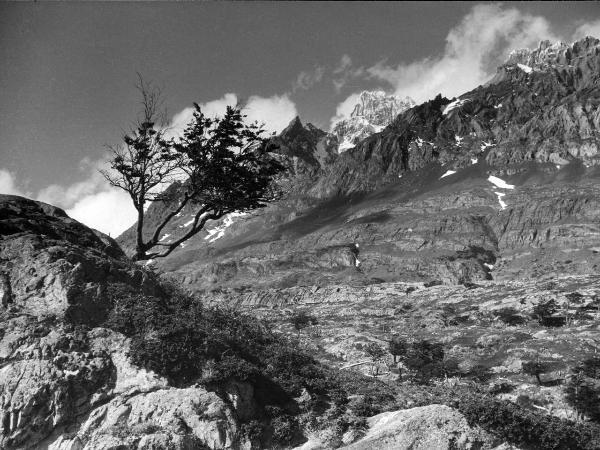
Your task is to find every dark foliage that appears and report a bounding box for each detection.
[290,311,318,333]
[565,358,600,422]
[457,395,600,450]
[494,307,526,326]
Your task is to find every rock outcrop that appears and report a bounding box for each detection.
[0,195,245,449]
[342,405,495,450]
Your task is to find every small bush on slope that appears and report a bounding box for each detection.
[100,281,397,446]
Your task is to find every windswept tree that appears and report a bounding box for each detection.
[102,76,285,260]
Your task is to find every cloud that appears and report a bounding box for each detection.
[332,55,365,93]
[329,3,563,128]
[366,4,558,103]
[165,93,239,140]
[34,159,137,237]
[243,94,298,134]
[0,169,28,197]
[66,189,137,238]
[573,19,600,40]
[167,91,296,138]
[37,171,106,209]
[292,66,325,92]
[329,92,362,129]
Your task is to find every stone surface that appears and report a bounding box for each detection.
[342,404,495,450]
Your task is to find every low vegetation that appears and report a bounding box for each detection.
[100,281,397,447]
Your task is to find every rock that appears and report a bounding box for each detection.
[332,91,415,152]
[51,387,239,450]
[0,195,163,325]
[342,404,496,450]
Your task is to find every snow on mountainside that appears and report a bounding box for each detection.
[332,91,415,152]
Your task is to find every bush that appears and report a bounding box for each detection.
[290,311,318,334]
[494,307,526,326]
[565,358,600,422]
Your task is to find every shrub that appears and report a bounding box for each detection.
[290,311,318,334]
[565,358,600,422]
[522,360,551,385]
[100,280,396,445]
[457,395,600,450]
[494,307,526,326]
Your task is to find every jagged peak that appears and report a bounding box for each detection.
[331,90,415,152]
[505,36,600,71]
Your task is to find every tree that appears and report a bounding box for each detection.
[365,342,387,376]
[102,75,285,260]
[522,360,550,385]
[290,311,318,335]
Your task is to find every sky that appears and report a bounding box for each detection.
[1,1,599,236]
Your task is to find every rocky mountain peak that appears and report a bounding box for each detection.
[332,90,415,152]
[500,36,600,86]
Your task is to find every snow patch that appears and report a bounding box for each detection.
[494,191,507,210]
[454,135,464,146]
[416,137,424,148]
[355,258,361,267]
[480,141,494,152]
[471,158,478,165]
[204,211,248,243]
[440,170,456,179]
[144,259,154,266]
[484,263,494,270]
[517,63,533,74]
[556,165,561,170]
[494,103,503,109]
[181,219,195,228]
[443,99,469,116]
[488,176,515,190]
[159,233,171,242]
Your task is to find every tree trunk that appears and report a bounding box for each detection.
[135,206,146,260]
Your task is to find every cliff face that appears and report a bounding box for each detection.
[332,91,415,152]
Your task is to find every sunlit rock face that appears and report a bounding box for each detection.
[332,91,415,152]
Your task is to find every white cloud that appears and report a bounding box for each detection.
[66,189,137,237]
[243,94,298,134]
[34,159,137,237]
[165,93,238,140]
[331,4,560,126]
[573,20,600,40]
[0,169,27,197]
[37,171,106,209]
[332,55,365,93]
[329,92,362,129]
[167,91,296,138]
[292,66,325,92]
[367,4,558,103]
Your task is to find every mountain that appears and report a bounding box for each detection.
[6,36,600,450]
[332,91,415,152]
[118,37,600,292]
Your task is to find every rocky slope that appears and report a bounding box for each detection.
[2,195,512,449]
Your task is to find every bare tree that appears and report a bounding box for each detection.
[101,75,182,259]
[102,74,284,261]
